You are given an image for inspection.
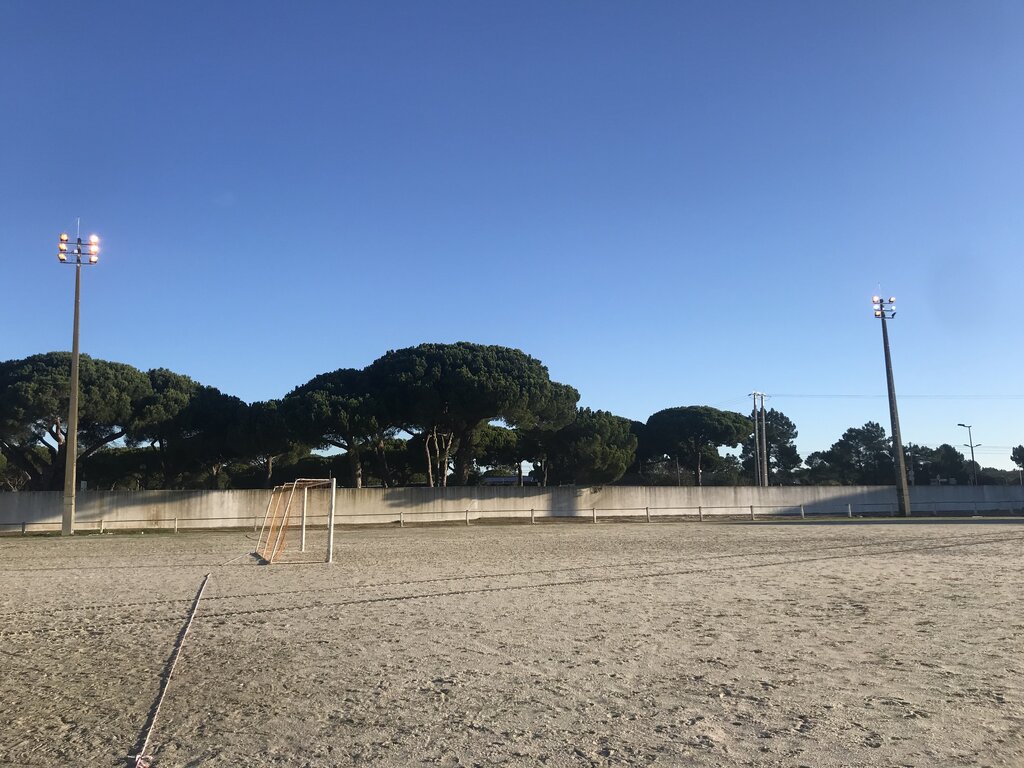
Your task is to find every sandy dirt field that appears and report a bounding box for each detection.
[1,519,1023,768]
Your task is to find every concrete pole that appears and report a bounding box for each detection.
[751,392,761,486]
[880,313,912,517]
[759,394,769,487]
[61,263,83,536]
[300,487,308,553]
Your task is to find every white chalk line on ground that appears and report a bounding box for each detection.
[4,532,1022,640]
[130,573,210,768]
[0,529,1008,626]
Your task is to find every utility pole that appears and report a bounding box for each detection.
[759,393,769,486]
[872,295,911,517]
[750,392,762,486]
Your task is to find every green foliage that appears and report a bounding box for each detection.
[804,422,893,485]
[1012,446,1024,471]
[284,368,387,488]
[739,408,802,484]
[645,406,751,486]
[545,409,637,486]
[366,343,574,486]
[0,352,153,489]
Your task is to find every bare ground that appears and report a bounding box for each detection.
[1,519,1023,767]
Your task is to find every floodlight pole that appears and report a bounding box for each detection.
[873,295,911,517]
[57,228,100,536]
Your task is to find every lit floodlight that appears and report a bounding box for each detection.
[89,234,99,245]
[89,244,99,254]
[871,295,881,303]
[60,233,69,242]
[874,310,882,317]
[58,252,67,262]
[89,254,98,264]
[888,296,896,303]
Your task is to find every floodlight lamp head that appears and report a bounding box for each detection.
[89,244,99,255]
[59,233,69,243]
[58,252,67,262]
[88,254,98,264]
[888,296,896,303]
[872,295,881,303]
[874,310,882,318]
[89,234,99,245]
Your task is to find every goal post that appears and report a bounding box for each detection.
[254,478,337,564]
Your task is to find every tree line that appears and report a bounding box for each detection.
[1,344,1020,491]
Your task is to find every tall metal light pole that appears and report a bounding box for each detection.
[957,423,980,486]
[872,295,911,517]
[58,227,100,536]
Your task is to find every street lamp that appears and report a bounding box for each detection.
[57,227,100,535]
[872,295,911,516]
[957,423,980,486]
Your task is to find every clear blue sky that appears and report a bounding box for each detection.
[3,1,1022,469]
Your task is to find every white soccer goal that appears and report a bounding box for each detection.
[255,478,337,564]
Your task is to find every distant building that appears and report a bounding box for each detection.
[480,475,539,487]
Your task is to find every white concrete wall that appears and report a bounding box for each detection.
[1,485,1022,533]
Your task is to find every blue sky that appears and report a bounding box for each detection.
[3,1,1023,469]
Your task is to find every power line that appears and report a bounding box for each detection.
[772,393,1024,400]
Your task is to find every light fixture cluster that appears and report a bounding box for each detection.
[58,232,100,264]
[871,295,896,319]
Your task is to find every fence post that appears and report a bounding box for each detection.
[466,509,470,526]
[698,505,703,522]
[750,504,755,520]
[847,503,853,518]
[174,517,178,534]
[21,521,26,535]
[400,510,405,528]
[300,487,308,553]
[100,519,105,533]
[592,507,597,523]
[646,506,651,523]
[531,508,535,525]
[800,505,805,520]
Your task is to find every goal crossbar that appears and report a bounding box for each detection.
[255,478,337,564]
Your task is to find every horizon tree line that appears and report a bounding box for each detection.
[1,345,1019,491]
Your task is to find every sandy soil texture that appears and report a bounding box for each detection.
[1,519,1023,767]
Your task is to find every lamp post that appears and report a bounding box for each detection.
[957,423,980,486]
[872,295,911,516]
[57,227,100,535]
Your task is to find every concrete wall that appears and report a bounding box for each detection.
[2,485,1023,533]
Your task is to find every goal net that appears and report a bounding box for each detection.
[255,478,337,564]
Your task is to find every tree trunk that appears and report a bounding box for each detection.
[263,455,274,488]
[375,439,393,488]
[424,431,435,487]
[453,427,477,485]
[439,432,455,488]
